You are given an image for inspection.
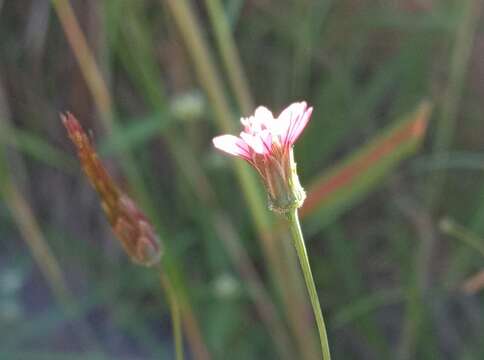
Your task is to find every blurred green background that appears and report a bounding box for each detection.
[1,0,484,359]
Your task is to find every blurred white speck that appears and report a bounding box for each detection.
[0,299,22,322]
[213,273,240,299]
[170,91,205,122]
[0,269,23,295]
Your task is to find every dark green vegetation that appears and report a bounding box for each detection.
[1,0,483,359]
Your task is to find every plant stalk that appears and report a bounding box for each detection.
[287,208,331,360]
[163,3,317,354]
[203,0,254,114]
[160,271,184,360]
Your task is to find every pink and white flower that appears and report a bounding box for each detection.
[213,101,313,213]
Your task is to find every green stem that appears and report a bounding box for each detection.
[287,208,331,360]
[160,272,184,360]
[204,0,254,114]
[172,299,184,360]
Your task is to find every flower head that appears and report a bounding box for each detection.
[213,101,312,214]
[62,112,162,266]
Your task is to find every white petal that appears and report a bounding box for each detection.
[240,132,267,154]
[254,106,274,121]
[213,135,250,159]
[253,106,274,130]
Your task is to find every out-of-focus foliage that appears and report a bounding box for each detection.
[1,1,484,359]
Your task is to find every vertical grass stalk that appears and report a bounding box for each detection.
[51,0,113,128]
[428,0,481,205]
[160,271,184,360]
[162,7,309,346]
[203,0,254,113]
[398,2,482,358]
[53,2,210,356]
[287,208,331,360]
[0,87,103,352]
[162,0,270,231]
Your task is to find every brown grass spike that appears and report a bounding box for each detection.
[61,112,162,266]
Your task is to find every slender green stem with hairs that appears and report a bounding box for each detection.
[287,208,331,360]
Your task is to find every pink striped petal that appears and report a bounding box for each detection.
[278,102,307,146]
[287,106,313,145]
[260,129,273,153]
[213,135,251,159]
[278,102,306,123]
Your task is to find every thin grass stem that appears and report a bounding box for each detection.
[440,217,484,258]
[50,0,113,128]
[163,2,322,354]
[203,0,254,114]
[0,87,104,354]
[160,270,184,360]
[52,3,210,356]
[427,0,481,206]
[114,8,295,355]
[162,0,270,231]
[0,173,106,354]
[398,2,482,359]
